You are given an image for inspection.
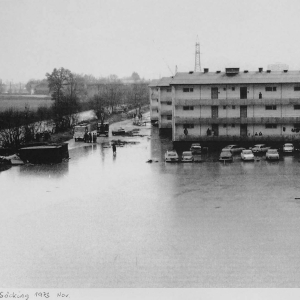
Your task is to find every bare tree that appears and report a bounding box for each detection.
[90,93,109,125]
[46,68,81,132]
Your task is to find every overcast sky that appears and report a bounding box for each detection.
[1,0,300,83]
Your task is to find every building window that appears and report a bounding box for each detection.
[294,86,300,91]
[265,124,277,129]
[183,87,194,92]
[231,124,235,128]
[157,99,158,102]
[232,87,235,91]
[232,105,236,109]
[265,105,277,110]
[157,110,158,113]
[294,105,300,110]
[183,106,194,110]
[223,124,227,128]
[265,87,277,91]
[184,124,194,129]
[223,106,226,109]
[167,115,172,120]
[167,101,172,105]
[166,88,171,92]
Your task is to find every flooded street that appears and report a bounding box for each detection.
[1,116,300,287]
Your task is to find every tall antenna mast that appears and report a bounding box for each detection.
[194,36,201,72]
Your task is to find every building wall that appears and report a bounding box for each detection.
[172,81,300,142]
[159,87,172,128]
[150,87,159,121]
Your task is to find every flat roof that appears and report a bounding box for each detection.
[20,145,62,150]
[171,71,300,85]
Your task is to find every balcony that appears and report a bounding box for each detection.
[174,116,300,125]
[174,98,300,106]
[160,110,173,116]
[160,96,172,103]
[160,122,172,128]
[174,134,300,142]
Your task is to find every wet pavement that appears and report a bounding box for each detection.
[1,114,300,287]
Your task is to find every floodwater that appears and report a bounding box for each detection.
[1,120,300,288]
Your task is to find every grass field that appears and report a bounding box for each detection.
[0,95,53,111]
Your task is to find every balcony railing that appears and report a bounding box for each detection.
[175,116,300,125]
[174,98,300,106]
[160,122,172,128]
[160,96,172,102]
[175,134,300,142]
[160,110,173,116]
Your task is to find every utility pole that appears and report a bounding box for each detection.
[194,36,201,72]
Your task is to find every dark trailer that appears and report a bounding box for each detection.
[97,122,109,137]
[19,143,69,164]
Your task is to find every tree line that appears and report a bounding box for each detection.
[0,67,150,149]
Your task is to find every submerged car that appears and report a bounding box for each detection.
[250,144,270,153]
[190,143,201,154]
[165,150,179,162]
[283,143,294,153]
[222,144,245,153]
[266,149,280,160]
[219,149,233,162]
[241,149,255,161]
[181,151,194,162]
[112,127,126,136]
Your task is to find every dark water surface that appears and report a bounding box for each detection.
[1,127,300,287]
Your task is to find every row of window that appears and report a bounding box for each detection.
[181,105,300,110]
[182,86,300,92]
[160,86,300,93]
[182,124,282,129]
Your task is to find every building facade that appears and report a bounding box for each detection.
[157,77,173,133]
[149,79,159,124]
[171,68,300,143]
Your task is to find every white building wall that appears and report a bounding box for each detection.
[172,80,300,141]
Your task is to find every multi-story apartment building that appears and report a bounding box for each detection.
[171,68,300,143]
[149,79,159,124]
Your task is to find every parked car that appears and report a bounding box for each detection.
[219,149,233,162]
[112,127,126,136]
[222,144,245,153]
[250,144,270,153]
[266,149,280,160]
[283,143,294,153]
[181,151,194,162]
[190,143,201,154]
[165,150,179,162]
[241,149,255,161]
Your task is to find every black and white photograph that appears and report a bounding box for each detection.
[1,0,300,298]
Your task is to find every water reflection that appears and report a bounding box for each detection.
[19,162,69,178]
